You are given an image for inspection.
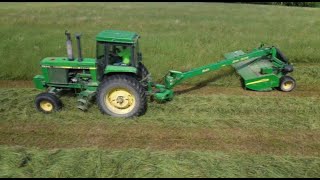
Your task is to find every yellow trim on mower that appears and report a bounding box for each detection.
[246,78,269,85]
[41,65,96,70]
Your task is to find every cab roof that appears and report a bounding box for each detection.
[96,29,139,44]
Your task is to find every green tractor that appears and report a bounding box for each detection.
[34,30,150,117]
[33,29,296,117]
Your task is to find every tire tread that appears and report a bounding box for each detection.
[35,92,62,113]
[96,74,147,117]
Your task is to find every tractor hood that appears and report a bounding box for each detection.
[40,57,96,69]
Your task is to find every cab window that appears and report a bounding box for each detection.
[107,44,132,66]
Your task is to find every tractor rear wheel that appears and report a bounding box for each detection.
[96,74,147,118]
[35,92,62,113]
[137,62,149,80]
[137,62,150,90]
[278,75,296,92]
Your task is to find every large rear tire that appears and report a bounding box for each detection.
[96,74,147,118]
[137,62,150,90]
[137,62,149,79]
[278,75,296,92]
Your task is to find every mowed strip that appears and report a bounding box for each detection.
[0,80,319,98]
[1,122,320,157]
[1,88,319,157]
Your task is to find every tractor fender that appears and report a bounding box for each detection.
[101,65,138,81]
[104,65,137,74]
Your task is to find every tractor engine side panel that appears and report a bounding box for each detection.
[47,68,68,84]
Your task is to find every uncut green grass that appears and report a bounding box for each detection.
[1,146,319,178]
[0,2,319,83]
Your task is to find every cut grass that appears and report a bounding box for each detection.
[1,88,319,130]
[1,121,320,156]
[1,87,320,177]
[0,2,319,81]
[1,88,320,157]
[0,146,320,178]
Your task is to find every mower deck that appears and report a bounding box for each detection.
[232,58,272,79]
[225,50,279,91]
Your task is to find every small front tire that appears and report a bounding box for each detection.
[35,92,62,113]
[278,76,296,92]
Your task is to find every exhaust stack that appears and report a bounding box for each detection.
[75,33,83,62]
[65,30,74,61]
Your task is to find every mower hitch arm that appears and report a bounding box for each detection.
[163,48,272,89]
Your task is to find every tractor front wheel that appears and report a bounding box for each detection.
[96,74,147,118]
[35,92,62,113]
[278,75,296,92]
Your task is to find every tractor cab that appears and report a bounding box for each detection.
[95,30,142,80]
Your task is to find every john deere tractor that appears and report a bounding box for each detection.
[34,30,150,117]
[33,29,296,117]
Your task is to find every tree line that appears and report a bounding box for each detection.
[223,2,318,7]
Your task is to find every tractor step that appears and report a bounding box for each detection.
[77,98,89,111]
[76,90,96,111]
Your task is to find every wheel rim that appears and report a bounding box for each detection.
[283,81,294,91]
[40,100,53,112]
[105,88,136,115]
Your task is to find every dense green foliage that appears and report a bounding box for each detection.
[232,2,318,7]
[271,2,317,7]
